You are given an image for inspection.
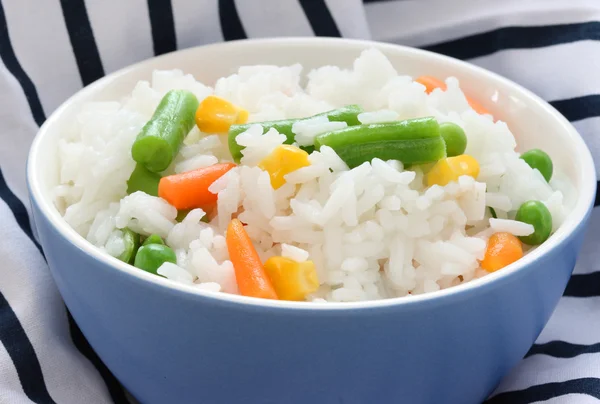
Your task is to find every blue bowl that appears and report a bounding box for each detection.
[28,38,596,404]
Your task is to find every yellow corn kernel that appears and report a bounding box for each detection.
[258,145,310,189]
[426,154,480,187]
[195,95,248,133]
[263,256,319,301]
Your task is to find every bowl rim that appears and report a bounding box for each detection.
[27,36,597,311]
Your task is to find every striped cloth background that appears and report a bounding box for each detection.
[0,0,599,403]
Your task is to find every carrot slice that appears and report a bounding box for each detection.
[415,76,447,94]
[466,98,490,116]
[158,163,236,210]
[481,232,523,272]
[226,219,278,300]
[416,75,491,116]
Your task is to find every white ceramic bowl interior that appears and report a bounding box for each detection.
[28,38,596,309]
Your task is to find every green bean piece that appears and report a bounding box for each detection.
[520,149,553,182]
[489,207,497,219]
[175,209,190,222]
[133,244,177,275]
[301,145,316,155]
[439,122,467,157]
[132,90,199,173]
[142,234,165,246]
[176,209,210,223]
[127,164,161,196]
[117,228,140,264]
[314,117,445,168]
[515,200,553,245]
[228,105,363,162]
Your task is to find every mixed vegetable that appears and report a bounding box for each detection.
[228,104,363,162]
[116,77,556,300]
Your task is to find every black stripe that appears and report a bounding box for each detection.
[0,168,40,252]
[596,181,600,207]
[486,378,600,404]
[0,169,130,402]
[550,95,600,123]
[423,22,600,61]
[0,0,45,126]
[0,292,56,404]
[67,311,129,404]
[218,0,246,41]
[147,0,177,56]
[59,0,105,86]
[526,340,600,359]
[564,272,600,297]
[298,0,342,37]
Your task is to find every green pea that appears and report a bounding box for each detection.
[142,234,165,246]
[117,228,140,264]
[133,244,177,275]
[515,200,552,245]
[439,122,467,157]
[520,149,553,182]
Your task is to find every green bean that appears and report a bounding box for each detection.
[489,207,497,219]
[133,244,177,275]
[132,90,199,173]
[127,164,161,196]
[228,105,363,162]
[314,117,445,168]
[117,228,140,264]
[515,200,553,245]
[520,149,553,182]
[176,209,210,223]
[439,122,467,157]
[142,234,165,246]
[175,209,190,222]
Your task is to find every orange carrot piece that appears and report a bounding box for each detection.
[416,75,491,116]
[158,163,236,210]
[415,76,446,94]
[466,98,490,116]
[481,232,523,272]
[226,219,278,300]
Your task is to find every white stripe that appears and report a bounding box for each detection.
[471,41,600,102]
[538,296,600,345]
[0,343,35,404]
[234,0,313,38]
[85,0,154,74]
[573,208,600,275]
[0,202,112,404]
[365,0,600,47]
[535,394,600,404]
[0,58,39,210]
[324,0,371,39]
[573,117,600,178]
[493,353,600,395]
[3,0,82,115]
[172,0,224,48]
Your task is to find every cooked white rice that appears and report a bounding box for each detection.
[54,48,569,302]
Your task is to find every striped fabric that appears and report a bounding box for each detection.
[0,0,598,402]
